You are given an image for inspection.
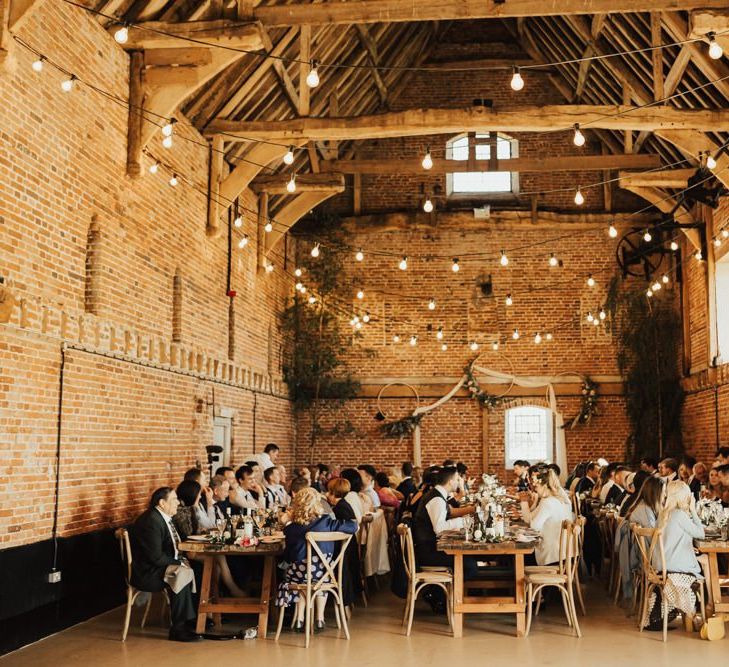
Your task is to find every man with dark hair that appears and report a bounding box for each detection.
[715,463,729,490]
[513,460,530,490]
[289,475,311,496]
[357,464,380,508]
[576,462,600,495]
[659,457,679,482]
[640,457,659,476]
[231,465,265,511]
[397,461,417,503]
[210,475,237,519]
[312,463,330,492]
[605,466,630,505]
[716,447,729,465]
[254,442,281,471]
[263,466,290,507]
[599,462,620,503]
[130,488,201,642]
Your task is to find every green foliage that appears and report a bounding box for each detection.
[605,275,684,462]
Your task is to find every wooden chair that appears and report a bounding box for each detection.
[274,531,353,648]
[357,513,373,606]
[632,524,706,642]
[525,520,582,637]
[396,523,454,636]
[114,527,169,641]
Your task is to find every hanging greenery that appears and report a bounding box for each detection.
[381,413,425,437]
[464,364,516,410]
[604,275,684,461]
[567,377,600,428]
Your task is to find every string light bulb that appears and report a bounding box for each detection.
[652,280,662,292]
[510,66,525,91]
[294,268,303,277]
[599,308,607,321]
[286,173,297,193]
[441,343,448,352]
[512,329,520,340]
[238,236,249,249]
[695,250,703,261]
[587,274,596,287]
[161,119,175,137]
[283,146,295,165]
[546,333,553,341]
[399,256,408,271]
[60,74,76,92]
[264,261,274,273]
[423,197,434,213]
[722,229,729,239]
[355,321,363,330]
[708,33,724,60]
[428,298,436,311]
[662,274,670,285]
[707,153,717,170]
[32,56,44,72]
[169,173,178,187]
[714,237,722,248]
[587,311,594,323]
[409,335,418,347]
[505,294,513,306]
[436,327,444,340]
[149,161,160,175]
[609,224,618,238]
[422,147,433,170]
[393,334,400,343]
[355,248,364,262]
[492,341,499,351]
[549,253,558,267]
[670,240,679,251]
[306,60,320,88]
[295,281,303,291]
[308,295,317,305]
[233,215,243,227]
[573,124,586,147]
[500,250,509,267]
[593,316,600,326]
[574,187,584,206]
[311,243,320,258]
[470,341,479,351]
[264,221,273,233]
[363,312,371,323]
[162,135,173,149]
[646,287,653,298]
[356,289,365,300]
[534,333,542,344]
[114,24,129,44]
[643,230,652,242]
[451,258,460,272]
[299,286,307,294]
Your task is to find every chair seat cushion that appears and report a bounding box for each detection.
[526,573,568,585]
[525,565,558,573]
[420,566,451,573]
[415,571,453,583]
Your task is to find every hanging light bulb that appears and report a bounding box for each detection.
[441,343,448,352]
[162,134,173,149]
[593,316,600,326]
[549,253,558,267]
[707,153,717,170]
[436,327,444,340]
[349,317,357,326]
[295,281,304,291]
[609,224,618,238]
[169,173,178,187]
[306,60,320,88]
[352,315,360,324]
[695,250,703,261]
[423,197,434,213]
[355,321,363,330]
[646,287,653,298]
[286,173,297,193]
[114,24,129,44]
[363,312,371,323]
[534,332,542,344]
[470,341,479,351]
[670,240,679,251]
[299,285,307,294]
[587,274,596,287]
[283,146,295,165]
[161,118,176,137]
[393,334,401,343]
[264,221,273,233]
[60,74,76,92]
[510,66,525,91]
[643,230,652,243]
[587,311,594,323]
[708,33,724,60]
[662,274,670,285]
[355,248,364,262]
[265,261,274,273]
[599,308,607,321]
[492,341,499,351]
[452,258,460,272]
[399,256,408,271]
[308,295,317,304]
[512,329,520,340]
[573,123,586,147]
[32,56,44,72]
[238,236,249,249]
[546,333,553,341]
[311,243,320,258]
[722,229,729,239]
[574,187,585,206]
[428,298,436,311]
[409,335,418,347]
[233,215,243,228]
[500,250,509,267]
[715,237,722,248]
[294,268,303,277]
[149,161,160,175]
[356,289,365,300]
[652,280,662,292]
[422,146,433,170]
[505,294,513,307]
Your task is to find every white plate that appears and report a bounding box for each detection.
[186,535,212,542]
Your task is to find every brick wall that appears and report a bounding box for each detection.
[0,1,295,549]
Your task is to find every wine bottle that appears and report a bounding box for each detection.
[224,507,235,545]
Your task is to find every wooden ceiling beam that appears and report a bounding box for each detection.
[354,24,389,108]
[117,19,263,50]
[251,172,345,194]
[265,191,341,255]
[618,168,695,188]
[1,0,42,67]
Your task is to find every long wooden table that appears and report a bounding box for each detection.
[439,532,536,637]
[180,538,284,636]
[695,539,729,616]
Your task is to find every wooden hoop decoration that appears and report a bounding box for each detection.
[469,351,516,399]
[376,381,420,420]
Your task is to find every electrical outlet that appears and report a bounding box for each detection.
[47,570,62,584]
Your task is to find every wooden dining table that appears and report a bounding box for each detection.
[180,537,284,636]
[438,531,537,638]
[694,539,729,616]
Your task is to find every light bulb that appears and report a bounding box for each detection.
[662,274,669,284]
[363,312,371,323]
[549,253,558,267]
[299,286,307,294]
[32,57,44,72]
[587,311,594,323]
[670,240,679,251]
[492,341,499,351]
[534,333,542,344]
[161,119,175,137]
[715,237,722,248]
[409,335,418,347]
[162,135,173,149]
[60,75,75,92]
[546,333,553,341]
[393,334,400,343]
[114,25,129,44]
[505,294,513,306]
[264,221,273,233]
[599,309,606,321]
[353,316,360,324]
[510,66,524,92]
[587,275,595,287]
[609,224,618,238]
[232,215,243,228]
[652,281,662,291]
[428,298,436,311]
[707,154,717,170]
[283,146,295,165]
[512,329,520,340]
[286,174,296,193]
[308,296,316,304]
[311,243,320,258]
[169,174,178,186]
[436,327,444,340]
[295,281,303,291]
[722,229,729,239]
[349,318,357,326]
[441,343,448,352]
[695,250,703,261]
[593,316,600,326]
[573,124,586,147]
[306,61,320,88]
[355,249,364,262]
[709,34,724,60]
[452,258,460,272]
[265,262,274,273]
[500,250,509,267]
[574,187,584,206]
[643,230,652,242]
[646,288,653,297]
[399,256,408,271]
[356,289,364,300]
[355,321,363,330]
[149,161,159,174]
[423,198,434,213]
[238,236,249,249]
[294,268,303,277]
[470,341,479,351]
[422,147,433,170]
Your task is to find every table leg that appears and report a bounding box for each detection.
[707,552,721,617]
[196,554,214,634]
[514,552,526,637]
[452,553,464,638]
[257,555,274,638]
[211,557,222,627]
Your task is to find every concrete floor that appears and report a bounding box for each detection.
[2,583,727,666]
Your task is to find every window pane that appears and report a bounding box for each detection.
[496,137,511,159]
[505,406,553,468]
[450,136,469,161]
[452,171,512,193]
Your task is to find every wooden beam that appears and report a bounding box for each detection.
[654,129,729,191]
[422,56,540,70]
[118,19,263,50]
[1,0,41,67]
[618,168,695,188]
[663,45,691,97]
[260,27,300,113]
[256,191,269,273]
[248,0,729,27]
[144,48,212,67]
[319,153,661,174]
[265,191,341,254]
[621,185,698,246]
[354,24,389,107]
[126,51,145,179]
[651,12,664,102]
[207,134,224,237]
[298,24,311,117]
[250,172,345,194]
[307,141,320,173]
[205,105,729,141]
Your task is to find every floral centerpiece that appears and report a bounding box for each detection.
[697,498,728,528]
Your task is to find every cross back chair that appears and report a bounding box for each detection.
[275,531,353,648]
[114,527,169,641]
[397,523,454,636]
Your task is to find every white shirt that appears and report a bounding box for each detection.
[521,496,573,565]
[364,483,381,509]
[344,491,364,523]
[599,479,615,503]
[426,485,465,534]
[661,472,677,483]
[232,486,264,511]
[194,502,216,531]
[254,452,275,472]
[156,507,179,560]
[264,483,290,508]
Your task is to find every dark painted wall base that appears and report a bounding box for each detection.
[0,529,125,656]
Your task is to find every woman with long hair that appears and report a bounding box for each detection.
[624,475,663,526]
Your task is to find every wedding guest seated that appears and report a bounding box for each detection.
[326,477,362,607]
[396,462,418,504]
[293,466,312,486]
[245,460,264,485]
[547,463,561,479]
[713,464,729,506]
[692,462,709,498]
[313,464,330,492]
[679,457,700,498]
[290,475,312,497]
[576,461,600,496]
[210,475,237,519]
[566,462,586,495]
[339,468,365,522]
[605,466,630,506]
[512,460,531,491]
[182,468,216,531]
[374,472,403,508]
[412,466,423,489]
[216,466,237,492]
[519,467,573,565]
[276,488,357,632]
[658,457,679,482]
[618,470,649,517]
[598,462,620,502]
[231,465,265,511]
[357,465,381,509]
[640,457,659,476]
[264,466,291,508]
[254,442,280,472]
[407,466,439,514]
[624,475,662,527]
[130,488,201,642]
[716,447,729,465]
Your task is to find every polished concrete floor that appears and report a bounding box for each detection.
[2,582,727,666]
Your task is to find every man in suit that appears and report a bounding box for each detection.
[210,475,238,520]
[396,461,417,503]
[130,487,202,642]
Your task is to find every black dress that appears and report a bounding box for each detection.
[333,498,363,606]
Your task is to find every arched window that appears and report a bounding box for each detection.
[445,132,518,196]
[505,405,553,469]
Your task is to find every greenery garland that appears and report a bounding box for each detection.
[380,413,424,437]
[569,377,600,428]
[464,365,516,410]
